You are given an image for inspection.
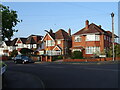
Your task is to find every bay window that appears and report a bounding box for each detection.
[86,47,100,54]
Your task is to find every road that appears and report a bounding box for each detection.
[2,61,120,88]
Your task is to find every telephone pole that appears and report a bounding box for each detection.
[111,12,114,61]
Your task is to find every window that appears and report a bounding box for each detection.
[104,35,106,40]
[75,36,81,42]
[86,35,100,41]
[33,44,37,48]
[57,40,61,44]
[86,47,100,54]
[95,35,100,41]
[46,40,55,46]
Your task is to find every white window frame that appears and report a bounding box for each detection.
[75,36,81,42]
[95,35,100,41]
[46,40,55,46]
[33,44,37,48]
[57,40,61,44]
[86,47,100,54]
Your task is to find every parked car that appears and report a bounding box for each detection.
[14,55,34,64]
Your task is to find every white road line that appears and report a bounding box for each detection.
[84,68,119,72]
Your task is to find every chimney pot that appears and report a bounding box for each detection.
[99,25,102,28]
[50,29,53,33]
[68,28,71,36]
[85,20,89,29]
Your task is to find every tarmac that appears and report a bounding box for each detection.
[2,70,45,89]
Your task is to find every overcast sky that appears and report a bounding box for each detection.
[2,2,118,39]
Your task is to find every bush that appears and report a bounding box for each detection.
[10,50,18,57]
[71,51,83,59]
[57,55,63,60]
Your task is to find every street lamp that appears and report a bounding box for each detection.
[111,12,114,61]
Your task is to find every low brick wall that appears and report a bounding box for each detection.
[64,57,120,62]
[0,56,8,60]
[30,56,40,61]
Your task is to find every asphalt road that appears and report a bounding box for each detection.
[2,61,120,88]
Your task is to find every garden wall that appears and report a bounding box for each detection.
[64,57,120,62]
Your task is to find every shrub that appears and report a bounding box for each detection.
[10,50,18,57]
[57,55,63,60]
[71,51,83,59]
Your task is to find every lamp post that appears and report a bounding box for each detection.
[111,12,114,61]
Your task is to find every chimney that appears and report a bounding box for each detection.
[50,29,53,33]
[68,28,71,36]
[85,20,89,29]
[98,25,102,28]
[32,36,38,42]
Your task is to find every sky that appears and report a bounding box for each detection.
[2,2,118,40]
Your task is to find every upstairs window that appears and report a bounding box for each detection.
[75,36,81,42]
[57,40,61,44]
[46,40,55,46]
[104,35,106,40]
[95,35,100,41]
[86,35,100,41]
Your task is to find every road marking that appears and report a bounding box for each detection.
[84,68,119,72]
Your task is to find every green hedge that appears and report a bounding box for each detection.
[71,51,83,59]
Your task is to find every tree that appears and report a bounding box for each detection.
[20,48,33,55]
[0,4,22,41]
[107,44,120,57]
[10,50,18,57]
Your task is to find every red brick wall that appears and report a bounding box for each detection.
[64,57,120,62]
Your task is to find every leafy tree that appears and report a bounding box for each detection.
[107,44,120,57]
[0,4,22,41]
[20,48,33,55]
[10,50,18,57]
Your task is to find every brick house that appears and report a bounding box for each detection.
[38,29,72,61]
[0,35,43,56]
[71,20,119,58]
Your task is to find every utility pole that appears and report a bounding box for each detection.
[111,12,114,61]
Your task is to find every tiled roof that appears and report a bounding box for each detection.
[20,38,27,44]
[26,37,36,44]
[73,23,108,35]
[10,38,18,46]
[5,41,12,46]
[55,29,71,40]
[106,31,119,38]
[27,35,43,44]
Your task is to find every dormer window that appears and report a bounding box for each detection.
[75,36,81,42]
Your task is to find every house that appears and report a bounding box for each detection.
[71,20,119,58]
[0,35,43,56]
[38,29,72,61]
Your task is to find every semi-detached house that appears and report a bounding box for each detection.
[71,20,119,58]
